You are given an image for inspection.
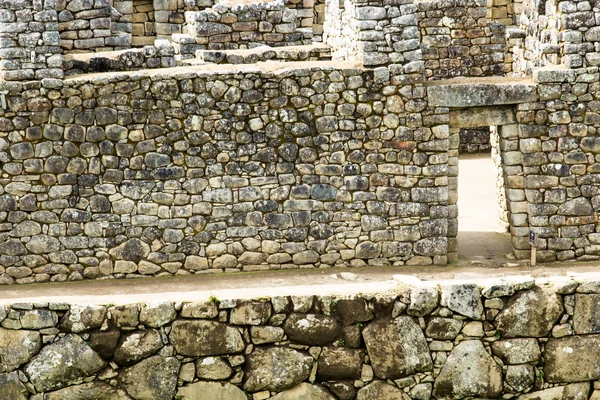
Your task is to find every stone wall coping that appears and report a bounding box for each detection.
[1,269,599,306]
[55,60,364,86]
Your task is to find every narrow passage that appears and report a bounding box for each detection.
[457,153,512,266]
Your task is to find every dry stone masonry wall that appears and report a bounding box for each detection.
[1,277,600,399]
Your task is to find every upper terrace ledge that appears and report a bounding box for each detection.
[0,60,364,90]
[65,60,365,82]
[1,262,600,306]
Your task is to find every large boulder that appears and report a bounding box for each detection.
[362,316,432,379]
[544,335,600,382]
[433,341,502,399]
[0,328,41,371]
[44,382,132,400]
[25,334,106,392]
[177,381,246,400]
[243,347,312,392]
[113,329,163,366]
[495,286,563,337]
[271,383,336,400]
[119,356,180,400]
[0,372,29,400]
[284,313,342,345]
[170,320,245,356]
[357,381,411,400]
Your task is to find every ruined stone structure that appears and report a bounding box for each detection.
[1,276,600,399]
[1,0,600,279]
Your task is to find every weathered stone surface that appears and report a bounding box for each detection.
[491,338,541,364]
[170,320,245,356]
[25,334,106,392]
[181,301,218,319]
[362,316,432,379]
[0,372,29,400]
[60,304,107,333]
[544,335,600,382]
[357,381,411,400]
[195,356,232,380]
[230,301,272,325]
[573,294,600,334]
[440,284,484,320]
[284,313,342,345]
[433,341,502,399]
[425,317,463,340]
[317,347,363,380]
[250,325,285,344]
[427,81,538,107]
[408,286,439,316]
[177,381,247,400]
[109,238,150,262]
[139,302,176,327]
[558,198,593,216]
[517,383,590,400]
[0,329,41,373]
[506,364,534,392]
[495,286,563,337]
[335,299,373,326]
[113,329,163,366]
[449,106,515,128]
[271,383,336,400]
[44,382,132,400]
[88,330,121,360]
[244,347,312,392]
[20,309,58,329]
[119,356,180,400]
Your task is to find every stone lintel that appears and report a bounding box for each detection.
[426,78,538,107]
[449,106,515,128]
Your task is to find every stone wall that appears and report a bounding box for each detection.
[417,0,508,79]
[0,0,63,81]
[0,63,454,285]
[184,0,311,50]
[3,277,600,399]
[58,0,120,52]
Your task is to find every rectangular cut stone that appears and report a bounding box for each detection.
[427,78,538,107]
[544,335,600,383]
[573,294,600,334]
[449,106,515,128]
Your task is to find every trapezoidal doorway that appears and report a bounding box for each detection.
[448,106,516,266]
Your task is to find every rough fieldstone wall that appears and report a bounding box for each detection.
[0,64,457,285]
[0,0,63,81]
[58,0,122,52]
[2,277,600,399]
[184,0,311,50]
[511,68,600,262]
[417,0,508,79]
